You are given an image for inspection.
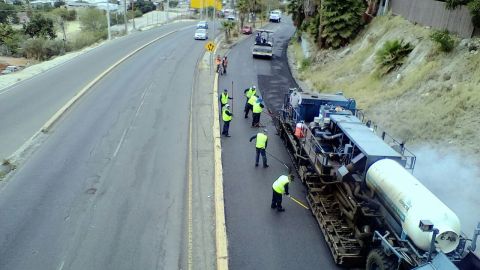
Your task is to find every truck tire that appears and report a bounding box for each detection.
[366,249,396,270]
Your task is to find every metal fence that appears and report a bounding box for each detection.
[389,0,475,38]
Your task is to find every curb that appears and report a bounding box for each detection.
[212,38,229,270]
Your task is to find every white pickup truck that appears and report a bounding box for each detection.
[269,10,281,23]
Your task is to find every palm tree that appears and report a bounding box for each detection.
[237,0,249,29]
[221,21,236,43]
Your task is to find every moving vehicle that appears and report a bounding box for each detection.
[252,29,274,58]
[275,88,480,270]
[194,28,208,40]
[269,10,281,23]
[242,25,253,35]
[1,65,20,75]
[196,21,208,29]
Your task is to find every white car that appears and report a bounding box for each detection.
[194,29,208,40]
[1,65,19,75]
[196,21,208,29]
[269,10,281,23]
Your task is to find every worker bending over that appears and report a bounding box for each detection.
[249,129,269,168]
[271,174,294,212]
[243,85,256,118]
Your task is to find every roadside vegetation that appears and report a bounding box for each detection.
[0,0,169,63]
[289,15,480,156]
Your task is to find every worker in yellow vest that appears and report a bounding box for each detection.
[243,85,257,118]
[271,174,294,212]
[245,94,258,119]
[222,104,233,137]
[249,129,269,168]
[252,97,264,127]
[219,88,232,108]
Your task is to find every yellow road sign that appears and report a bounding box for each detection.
[205,41,216,52]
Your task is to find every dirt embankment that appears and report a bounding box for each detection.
[289,15,480,158]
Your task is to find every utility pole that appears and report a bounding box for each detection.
[166,0,170,21]
[132,0,136,30]
[106,1,111,40]
[123,0,128,34]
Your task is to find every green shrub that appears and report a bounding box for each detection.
[375,39,414,75]
[22,38,47,60]
[299,58,311,71]
[44,39,65,58]
[69,31,106,50]
[430,29,455,52]
[468,0,480,27]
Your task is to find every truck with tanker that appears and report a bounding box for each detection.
[274,88,480,269]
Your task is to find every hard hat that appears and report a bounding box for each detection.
[252,85,256,89]
[263,129,268,133]
[225,104,230,107]
[257,98,263,103]
[224,88,228,92]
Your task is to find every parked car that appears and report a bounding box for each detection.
[194,28,208,40]
[196,21,208,29]
[227,14,236,21]
[1,65,19,75]
[242,25,253,35]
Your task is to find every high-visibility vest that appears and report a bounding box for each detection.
[256,132,267,149]
[253,102,263,113]
[222,108,232,122]
[246,88,256,98]
[221,93,229,105]
[272,175,290,194]
[248,95,257,106]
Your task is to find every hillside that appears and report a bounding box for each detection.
[289,15,480,157]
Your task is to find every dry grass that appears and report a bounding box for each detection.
[290,15,480,156]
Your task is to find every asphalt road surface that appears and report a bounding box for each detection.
[219,18,343,269]
[0,23,217,269]
[0,21,192,159]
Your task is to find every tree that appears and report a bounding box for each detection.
[287,0,305,28]
[0,23,21,55]
[237,0,249,29]
[0,2,17,23]
[319,0,365,48]
[23,13,57,39]
[79,8,107,33]
[222,20,236,42]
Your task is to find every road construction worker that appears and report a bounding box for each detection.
[222,104,233,137]
[222,56,228,74]
[243,85,256,118]
[249,129,268,168]
[252,97,264,127]
[245,94,258,119]
[271,174,294,212]
[215,55,222,74]
[219,88,232,108]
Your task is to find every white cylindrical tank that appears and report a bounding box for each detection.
[366,159,461,253]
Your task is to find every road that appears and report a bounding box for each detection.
[0,23,217,269]
[219,18,343,269]
[0,21,192,159]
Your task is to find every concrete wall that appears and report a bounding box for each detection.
[390,0,475,38]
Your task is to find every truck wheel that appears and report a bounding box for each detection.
[366,249,396,270]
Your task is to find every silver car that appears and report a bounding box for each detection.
[194,29,208,40]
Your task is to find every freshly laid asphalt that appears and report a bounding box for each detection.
[219,18,343,269]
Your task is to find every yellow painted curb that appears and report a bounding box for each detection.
[213,72,229,270]
[41,30,177,133]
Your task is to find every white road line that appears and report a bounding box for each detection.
[113,129,128,158]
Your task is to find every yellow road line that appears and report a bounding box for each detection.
[187,91,193,270]
[213,70,229,270]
